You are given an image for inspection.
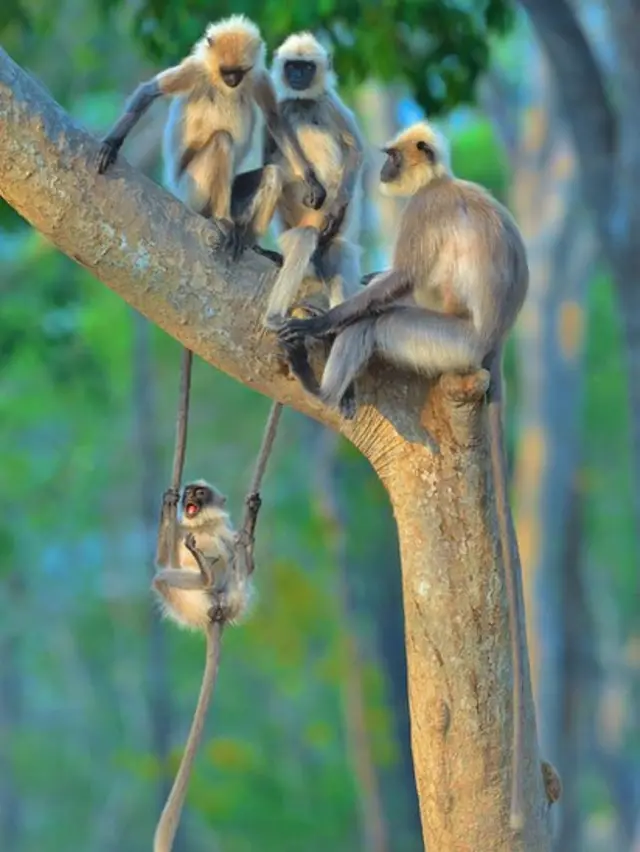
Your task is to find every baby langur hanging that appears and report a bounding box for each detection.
[151,349,282,852]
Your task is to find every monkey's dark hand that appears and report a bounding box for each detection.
[162,487,180,508]
[96,137,122,174]
[278,313,333,344]
[245,491,262,517]
[220,219,249,261]
[303,168,327,211]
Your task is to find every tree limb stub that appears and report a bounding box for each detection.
[0,46,551,850]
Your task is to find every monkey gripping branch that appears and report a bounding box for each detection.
[0,47,553,851]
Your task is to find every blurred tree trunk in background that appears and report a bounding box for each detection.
[485,42,595,841]
[518,0,640,575]
[0,555,24,852]
[311,424,389,852]
[485,44,594,850]
[132,312,181,847]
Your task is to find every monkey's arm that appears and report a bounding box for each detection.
[253,71,326,211]
[97,59,202,174]
[331,100,365,201]
[155,487,181,568]
[279,268,411,341]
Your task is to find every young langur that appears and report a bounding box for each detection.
[261,32,365,329]
[150,359,282,852]
[96,15,326,255]
[279,121,530,831]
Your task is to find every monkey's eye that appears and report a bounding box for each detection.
[195,488,206,499]
[416,141,435,162]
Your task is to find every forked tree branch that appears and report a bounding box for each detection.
[0,46,553,850]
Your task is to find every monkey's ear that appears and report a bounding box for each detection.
[416,140,435,163]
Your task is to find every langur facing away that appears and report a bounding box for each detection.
[261,32,365,329]
[279,121,532,831]
[96,15,326,256]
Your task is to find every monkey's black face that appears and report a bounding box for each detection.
[220,66,249,88]
[284,59,317,91]
[380,147,402,183]
[182,484,213,518]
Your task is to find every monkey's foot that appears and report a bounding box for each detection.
[245,491,262,517]
[208,592,232,624]
[96,139,120,174]
[278,314,332,343]
[338,386,357,420]
[162,487,180,508]
[303,168,327,211]
[220,220,249,261]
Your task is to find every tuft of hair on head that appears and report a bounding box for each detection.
[195,14,264,71]
[273,31,335,97]
[380,120,452,198]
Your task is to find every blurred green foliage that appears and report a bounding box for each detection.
[2,0,514,113]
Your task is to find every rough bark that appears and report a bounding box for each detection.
[0,47,552,850]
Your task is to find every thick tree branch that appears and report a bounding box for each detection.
[0,46,340,428]
[517,0,616,239]
[0,46,552,849]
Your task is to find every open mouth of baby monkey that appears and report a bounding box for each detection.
[184,502,200,517]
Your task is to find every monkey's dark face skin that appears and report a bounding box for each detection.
[284,59,317,90]
[380,147,402,183]
[181,484,214,518]
[220,66,250,88]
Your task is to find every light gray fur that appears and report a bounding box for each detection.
[263,39,366,325]
[265,227,319,320]
[319,176,528,398]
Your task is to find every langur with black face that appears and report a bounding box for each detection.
[96,15,326,255]
[261,32,365,329]
[279,121,532,831]
[152,479,261,852]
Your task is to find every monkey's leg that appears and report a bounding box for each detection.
[184,534,219,588]
[153,568,207,591]
[263,225,321,329]
[320,320,377,408]
[320,238,362,307]
[208,131,234,223]
[238,165,283,239]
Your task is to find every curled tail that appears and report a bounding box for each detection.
[264,227,319,323]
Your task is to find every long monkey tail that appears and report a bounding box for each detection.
[153,622,223,852]
[487,351,525,832]
[265,226,319,320]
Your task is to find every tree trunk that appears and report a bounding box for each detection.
[0,47,553,850]
[352,373,551,851]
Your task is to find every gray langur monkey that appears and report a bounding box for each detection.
[152,480,260,852]
[261,32,365,329]
[279,120,531,831]
[96,15,326,256]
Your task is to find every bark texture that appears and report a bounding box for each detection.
[0,47,552,850]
